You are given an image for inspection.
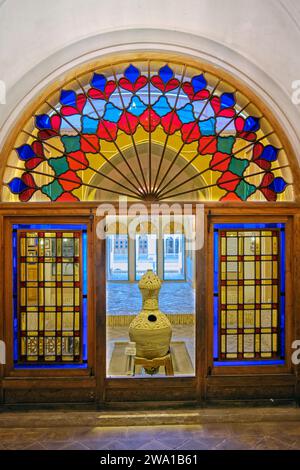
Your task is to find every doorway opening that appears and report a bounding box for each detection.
[105,215,196,378]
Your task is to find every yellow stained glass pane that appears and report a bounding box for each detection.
[63,312,74,331]
[20,238,26,256]
[27,312,38,331]
[75,312,80,331]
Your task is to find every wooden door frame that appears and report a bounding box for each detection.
[99,210,201,405]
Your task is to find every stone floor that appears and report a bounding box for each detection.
[0,408,300,450]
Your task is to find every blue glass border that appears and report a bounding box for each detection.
[12,224,88,369]
[213,223,285,367]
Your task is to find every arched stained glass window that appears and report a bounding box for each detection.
[2,58,294,202]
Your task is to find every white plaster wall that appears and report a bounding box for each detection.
[0,0,300,157]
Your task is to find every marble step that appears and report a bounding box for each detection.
[0,406,300,428]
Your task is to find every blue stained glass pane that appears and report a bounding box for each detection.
[216,117,235,133]
[214,223,284,230]
[82,116,99,134]
[213,229,219,359]
[164,88,181,107]
[12,230,18,360]
[159,64,173,83]
[35,114,51,130]
[8,178,27,194]
[60,89,77,106]
[91,73,106,91]
[216,360,284,366]
[14,363,88,370]
[191,74,207,92]
[261,145,278,161]
[82,229,88,362]
[111,93,131,108]
[220,92,235,108]
[14,223,87,230]
[280,228,285,294]
[103,102,123,122]
[177,103,195,123]
[213,296,219,359]
[61,114,81,132]
[194,101,214,119]
[82,99,106,118]
[213,231,219,292]
[124,64,140,83]
[152,96,171,117]
[244,116,260,132]
[16,144,35,161]
[127,96,147,117]
[269,177,287,193]
[280,225,286,358]
[199,117,216,136]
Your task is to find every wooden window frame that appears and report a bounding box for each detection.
[3,216,95,379]
[206,214,293,376]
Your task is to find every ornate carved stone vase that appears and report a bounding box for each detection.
[129,269,172,365]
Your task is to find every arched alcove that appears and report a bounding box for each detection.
[0,50,299,407]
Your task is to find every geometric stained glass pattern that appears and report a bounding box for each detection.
[213,224,285,364]
[16,229,85,364]
[2,59,293,202]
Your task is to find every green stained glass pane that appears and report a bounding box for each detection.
[61,135,81,153]
[41,179,64,200]
[217,136,235,154]
[228,157,249,176]
[49,157,69,176]
[235,180,256,200]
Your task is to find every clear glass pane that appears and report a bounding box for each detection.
[163,234,185,280]
[135,234,157,280]
[62,238,74,257]
[106,234,129,281]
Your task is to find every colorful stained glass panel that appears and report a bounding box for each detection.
[2,60,293,202]
[16,229,85,364]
